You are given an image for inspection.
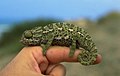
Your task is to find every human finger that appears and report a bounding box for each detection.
[45,64,66,76]
[46,46,101,64]
[93,54,102,64]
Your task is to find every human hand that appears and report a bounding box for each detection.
[0,46,102,76]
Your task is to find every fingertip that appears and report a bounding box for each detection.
[94,54,102,64]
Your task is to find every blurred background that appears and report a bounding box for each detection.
[0,0,120,76]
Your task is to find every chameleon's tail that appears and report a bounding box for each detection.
[77,49,97,65]
[77,31,98,65]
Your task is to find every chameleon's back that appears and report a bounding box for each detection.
[21,23,81,47]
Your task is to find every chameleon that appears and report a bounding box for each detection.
[20,22,98,66]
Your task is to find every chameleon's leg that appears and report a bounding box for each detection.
[69,38,76,57]
[41,44,47,55]
[41,34,54,55]
[77,48,97,66]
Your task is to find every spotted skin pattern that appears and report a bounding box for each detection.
[20,22,98,66]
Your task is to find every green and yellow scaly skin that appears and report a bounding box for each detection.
[20,22,98,66]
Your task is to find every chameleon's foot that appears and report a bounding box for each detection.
[69,39,76,57]
[43,48,47,55]
[77,50,97,66]
[41,44,47,55]
[69,47,76,57]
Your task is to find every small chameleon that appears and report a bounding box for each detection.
[20,22,98,66]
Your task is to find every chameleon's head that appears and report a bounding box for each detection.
[20,30,40,46]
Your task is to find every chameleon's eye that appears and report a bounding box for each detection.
[24,30,33,38]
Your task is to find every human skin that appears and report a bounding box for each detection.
[0,46,102,76]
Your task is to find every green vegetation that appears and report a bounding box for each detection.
[0,12,120,76]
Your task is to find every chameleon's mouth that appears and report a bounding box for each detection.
[20,36,31,46]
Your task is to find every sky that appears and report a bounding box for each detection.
[0,0,120,23]
[0,0,120,34]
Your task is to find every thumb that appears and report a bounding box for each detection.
[45,64,66,76]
